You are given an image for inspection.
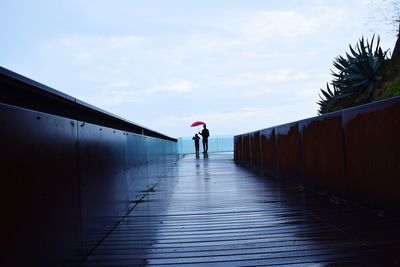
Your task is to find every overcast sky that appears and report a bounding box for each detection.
[1,0,397,137]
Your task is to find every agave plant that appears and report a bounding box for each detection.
[317,83,347,114]
[318,35,389,114]
[331,35,388,101]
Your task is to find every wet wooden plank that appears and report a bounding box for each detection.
[81,153,400,266]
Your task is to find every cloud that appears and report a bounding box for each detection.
[26,1,381,139]
[154,107,276,136]
[42,34,154,91]
[81,87,143,107]
[79,79,200,108]
[222,6,353,46]
[222,69,309,87]
[237,10,319,41]
[153,103,319,137]
[52,35,147,65]
[87,79,200,109]
[145,80,200,93]
[220,69,310,97]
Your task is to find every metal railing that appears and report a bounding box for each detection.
[0,66,178,267]
[178,135,234,154]
[234,96,400,214]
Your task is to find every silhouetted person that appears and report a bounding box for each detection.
[192,133,200,157]
[199,124,210,153]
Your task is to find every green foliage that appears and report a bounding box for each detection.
[332,35,387,99]
[318,35,389,114]
[378,78,400,99]
[317,84,354,115]
[318,84,341,114]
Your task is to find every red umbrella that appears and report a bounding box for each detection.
[190,121,205,127]
[190,121,205,132]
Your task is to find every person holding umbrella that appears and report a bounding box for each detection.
[190,121,210,154]
[199,124,210,153]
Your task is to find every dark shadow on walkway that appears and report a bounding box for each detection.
[82,153,400,266]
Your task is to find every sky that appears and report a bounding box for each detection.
[0,0,398,138]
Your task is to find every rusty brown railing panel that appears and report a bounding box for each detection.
[343,98,400,212]
[276,122,302,180]
[235,97,400,213]
[300,113,346,196]
[250,131,261,169]
[260,128,277,177]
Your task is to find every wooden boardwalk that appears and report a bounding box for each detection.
[82,153,400,266]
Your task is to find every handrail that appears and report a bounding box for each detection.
[237,96,400,137]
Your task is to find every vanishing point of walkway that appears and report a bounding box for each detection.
[82,153,400,266]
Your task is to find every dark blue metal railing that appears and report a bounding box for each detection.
[0,66,178,266]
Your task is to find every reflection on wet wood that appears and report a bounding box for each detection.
[82,153,400,266]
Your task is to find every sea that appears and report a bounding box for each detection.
[177,135,234,154]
